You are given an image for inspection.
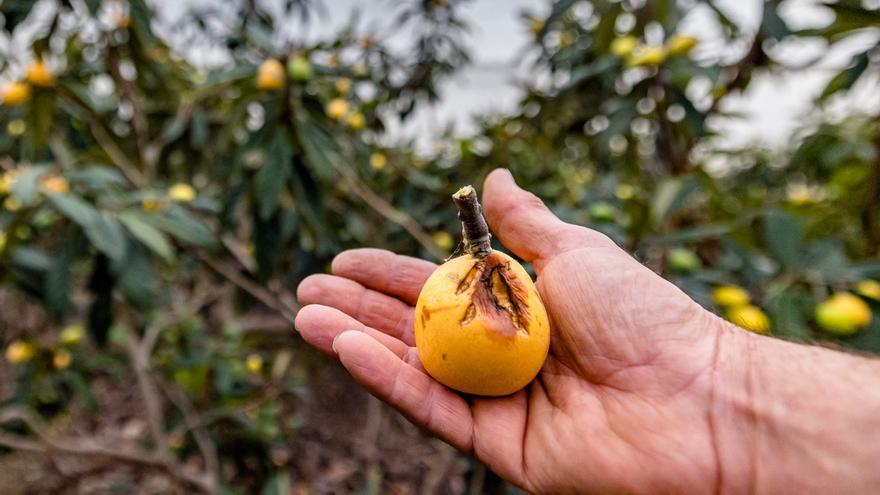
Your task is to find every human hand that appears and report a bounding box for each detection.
[295,169,880,494]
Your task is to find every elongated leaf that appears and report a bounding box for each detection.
[762,210,805,271]
[297,121,342,183]
[565,57,617,89]
[112,241,155,308]
[143,207,218,249]
[49,195,127,261]
[651,177,698,226]
[11,165,49,204]
[44,230,77,320]
[819,51,870,101]
[66,166,126,188]
[255,131,293,220]
[766,288,811,342]
[119,211,175,262]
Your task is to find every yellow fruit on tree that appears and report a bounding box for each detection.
[346,112,366,130]
[5,340,35,364]
[414,186,550,396]
[256,58,285,91]
[4,197,22,212]
[712,285,750,307]
[610,36,638,58]
[25,60,55,86]
[628,45,667,66]
[726,305,771,334]
[326,98,349,120]
[665,34,698,56]
[59,324,85,345]
[369,152,387,170]
[168,183,196,202]
[432,231,454,251]
[856,279,880,301]
[2,82,31,106]
[0,172,15,194]
[40,175,69,195]
[53,349,72,369]
[246,354,263,374]
[529,18,545,37]
[815,292,872,336]
[334,77,352,94]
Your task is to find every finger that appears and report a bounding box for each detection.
[333,330,474,452]
[332,248,436,305]
[295,304,410,358]
[297,274,415,344]
[481,168,615,266]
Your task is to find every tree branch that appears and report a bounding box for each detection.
[342,172,446,261]
[0,406,213,493]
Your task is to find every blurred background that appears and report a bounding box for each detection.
[0,0,878,493]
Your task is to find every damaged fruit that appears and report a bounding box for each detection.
[414,185,550,396]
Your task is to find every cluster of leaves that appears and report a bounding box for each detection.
[0,0,879,492]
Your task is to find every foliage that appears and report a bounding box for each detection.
[0,0,879,492]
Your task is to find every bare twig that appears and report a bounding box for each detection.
[141,283,224,359]
[707,33,766,116]
[123,326,171,464]
[108,46,152,175]
[195,250,298,324]
[0,407,213,492]
[342,173,446,261]
[55,86,146,187]
[158,381,220,492]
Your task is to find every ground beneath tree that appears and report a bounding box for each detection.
[0,287,515,494]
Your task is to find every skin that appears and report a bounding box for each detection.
[296,169,880,494]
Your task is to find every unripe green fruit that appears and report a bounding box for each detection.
[668,248,700,273]
[287,56,312,81]
[589,202,616,223]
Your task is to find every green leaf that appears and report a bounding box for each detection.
[297,121,343,183]
[762,210,805,271]
[44,231,76,321]
[129,0,158,46]
[565,57,617,89]
[10,165,49,205]
[113,241,155,308]
[8,246,52,272]
[66,166,126,188]
[819,51,870,101]
[142,207,218,249]
[760,2,790,40]
[48,195,127,261]
[651,177,698,226]
[119,211,175,262]
[766,288,811,342]
[255,131,293,220]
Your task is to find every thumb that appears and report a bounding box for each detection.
[481,168,613,266]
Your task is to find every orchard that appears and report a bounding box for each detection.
[1,0,879,493]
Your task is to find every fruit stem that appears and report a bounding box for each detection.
[452,185,491,258]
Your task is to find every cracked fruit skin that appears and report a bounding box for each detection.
[415,250,550,396]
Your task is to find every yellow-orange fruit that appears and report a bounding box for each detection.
[415,250,550,396]
[25,60,54,87]
[256,58,285,91]
[2,82,31,106]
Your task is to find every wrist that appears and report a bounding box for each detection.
[712,323,880,494]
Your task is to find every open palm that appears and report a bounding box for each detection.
[296,169,746,494]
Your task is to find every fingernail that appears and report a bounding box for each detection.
[331,335,340,354]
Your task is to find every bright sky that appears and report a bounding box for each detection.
[276,0,878,151]
[5,0,880,152]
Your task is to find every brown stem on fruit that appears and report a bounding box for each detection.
[452,185,491,258]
